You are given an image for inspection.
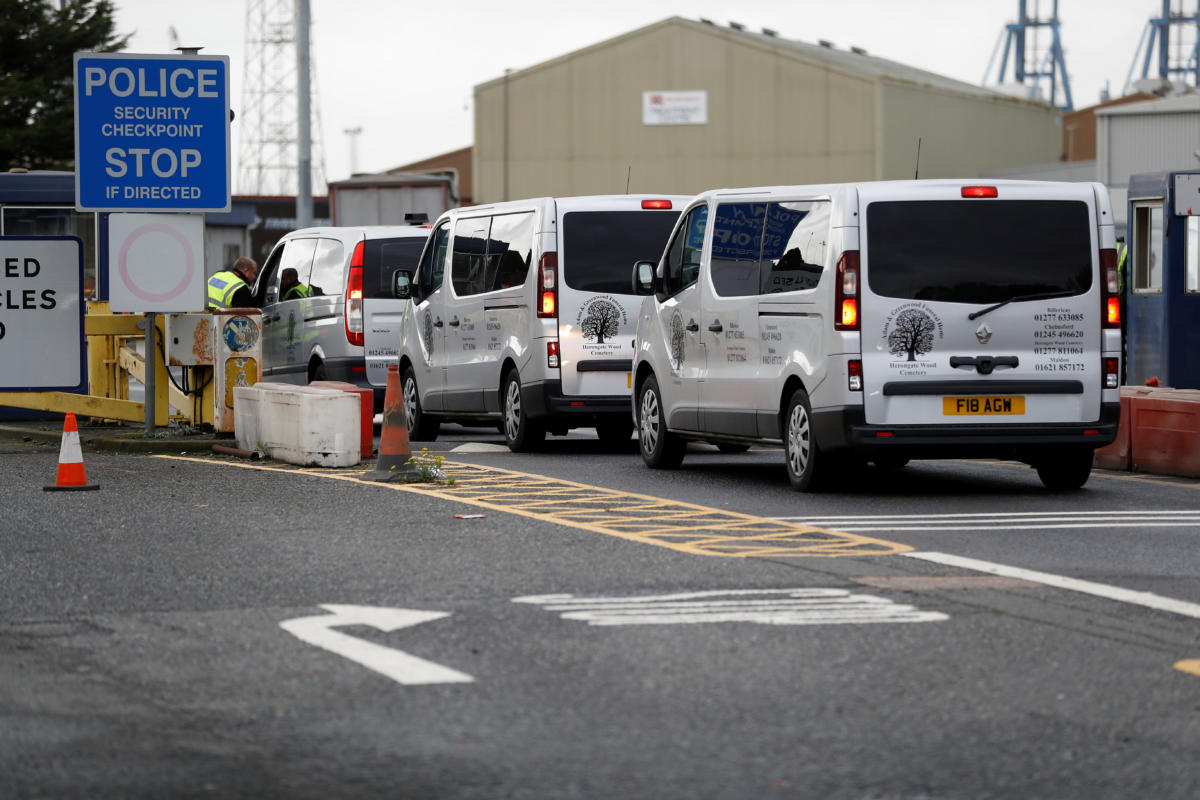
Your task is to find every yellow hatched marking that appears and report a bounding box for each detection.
[157,456,910,558]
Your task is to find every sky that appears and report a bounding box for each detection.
[109,0,1176,194]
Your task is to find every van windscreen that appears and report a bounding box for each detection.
[866,200,1093,303]
[363,237,427,299]
[562,211,681,294]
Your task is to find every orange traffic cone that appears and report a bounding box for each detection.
[44,413,100,492]
[363,365,417,482]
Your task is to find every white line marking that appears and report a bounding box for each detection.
[903,552,1200,620]
[280,604,474,685]
[514,588,947,626]
[777,510,1200,521]
[772,510,1200,532]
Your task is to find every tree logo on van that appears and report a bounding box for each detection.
[578,296,626,345]
[669,311,686,370]
[887,308,937,362]
[422,311,435,359]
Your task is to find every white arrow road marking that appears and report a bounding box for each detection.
[513,588,947,626]
[280,604,474,685]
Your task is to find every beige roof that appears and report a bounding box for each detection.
[479,16,1027,103]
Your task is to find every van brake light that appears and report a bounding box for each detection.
[962,186,999,198]
[641,199,673,210]
[1104,357,1119,389]
[345,264,364,346]
[848,359,863,391]
[1099,248,1120,329]
[547,341,560,368]
[538,252,558,319]
[834,250,860,332]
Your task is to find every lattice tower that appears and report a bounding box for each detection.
[237,0,327,196]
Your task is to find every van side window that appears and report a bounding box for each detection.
[308,238,343,296]
[279,239,317,295]
[760,201,829,294]
[487,211,534,289]
[711,202,765,297]
[1132,203,1163,294]
[417,224,450,300]
[663,205,708,297]
[255,244,285,305]
[453,217,492,296]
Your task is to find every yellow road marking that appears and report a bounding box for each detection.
[157,455,909,558]
[1175,659,1200,678]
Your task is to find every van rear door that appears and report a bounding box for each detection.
[858,182,1102,426]
[556,198,684,398]
[362,231,430,389]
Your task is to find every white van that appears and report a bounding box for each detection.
[631,180,1122,491]
[252,222,430,406]
[393,194,687,450]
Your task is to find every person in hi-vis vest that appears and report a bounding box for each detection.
[207,257,258,310]
[279,267,313,301]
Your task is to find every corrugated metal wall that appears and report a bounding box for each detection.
[1105,112,1200,189]
[473,20,1061,203]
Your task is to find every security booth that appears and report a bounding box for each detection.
[1126,170,1200,388]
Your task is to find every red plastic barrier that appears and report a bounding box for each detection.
[311,380,375,458]
[1129,388,1200,478]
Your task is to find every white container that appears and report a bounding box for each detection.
[257,384,361,467]
[233,382,294,453]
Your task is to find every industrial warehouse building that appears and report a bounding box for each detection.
[471,16,1063,203]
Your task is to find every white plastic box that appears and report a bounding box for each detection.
[233,384,361,467]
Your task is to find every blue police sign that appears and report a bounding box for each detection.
[73,52,231,212]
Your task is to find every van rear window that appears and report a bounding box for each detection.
[362,237,427,299]
[562,211,681,294]
[866,200,1093,303]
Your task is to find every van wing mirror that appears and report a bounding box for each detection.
[392,269,413,300]
[633,261,657,295]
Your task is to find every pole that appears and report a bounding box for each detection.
[144,312,156,433]
[296,0,313,228]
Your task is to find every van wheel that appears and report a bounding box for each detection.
[638,375,685,468]
[596,418,634,449]
[402,367,439,441]
[783,388,823,491]
[310,360,327,383]
[1036,449,1094,490]
[503,372,545,452]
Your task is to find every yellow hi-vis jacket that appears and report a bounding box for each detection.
[207,270,247,309]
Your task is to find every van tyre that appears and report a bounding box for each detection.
[638,375,685,468]
[783,388,824,492]
[503,371,545,452]
[1036,448,1094,490]
[402,367,439,441]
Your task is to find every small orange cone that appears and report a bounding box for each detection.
[44,413,99,492]
[363,365,417,482]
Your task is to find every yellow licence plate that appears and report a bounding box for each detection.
[942,396,1026,415]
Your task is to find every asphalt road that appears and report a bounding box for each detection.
[2,431,1198,799]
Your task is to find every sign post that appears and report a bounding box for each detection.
[74,51,231,432]
[73,52,231,213]
[0,238,85,392]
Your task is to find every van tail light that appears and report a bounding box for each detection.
[962,186,999,198]
[848,359,863,391]
[641,199,673,210]
[345,241,365,346]
[834,250,860,331]
[1100,248,1120,329]
[1104,357,1120,389]
[547,341,560,368]
[538,252,558,318]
